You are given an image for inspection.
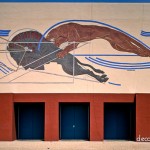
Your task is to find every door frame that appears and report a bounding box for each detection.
[59,102,90,140]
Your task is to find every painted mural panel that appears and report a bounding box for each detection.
[0,3,150,93]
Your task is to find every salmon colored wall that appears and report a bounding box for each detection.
[0,93,137,141]
[136,94,150,141]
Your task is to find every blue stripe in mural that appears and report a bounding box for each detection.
[141,30,150,37]
[0,32,10,34]
[141,30,150,33]
[0,34,9,36]
[86,57,150,70]
[74,54,137,57]
[0,30,11,36]
[0,67,7,74]
[108,82,121,86]
[0,0,150,2]
[96,57,150,65]
[0,62,13,72]
[0,32,10,33]
[90,57,148,68]
[141,35,150,37]
[0,66,9,73]
[0,30,11,32]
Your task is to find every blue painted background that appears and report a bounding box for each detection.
[0,0,150,3]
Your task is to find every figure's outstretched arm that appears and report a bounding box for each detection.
[54,36,67,47]
[57,43,79,58]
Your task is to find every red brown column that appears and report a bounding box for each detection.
[45,99,59,141]
[0,94,14,141]
[136,94,150,142]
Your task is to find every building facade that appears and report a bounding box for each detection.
[1,1,150,142]
[0,93,150,141]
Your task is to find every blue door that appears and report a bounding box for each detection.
[60,103,89,140]
[104,103,135,140]
[15,103,44,140]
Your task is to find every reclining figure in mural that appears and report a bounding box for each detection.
[46,23,150,58]
[7,31,108,83]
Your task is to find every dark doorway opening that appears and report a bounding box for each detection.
[60,103,89,140]
[14,103,44,140]
[104,103,135,140]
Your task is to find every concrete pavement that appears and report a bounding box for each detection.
[0,141,150,150]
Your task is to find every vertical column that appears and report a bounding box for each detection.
[90,99,103,141]
[136,94,150,142]
[45,100,59,141]
[0,94,14,141]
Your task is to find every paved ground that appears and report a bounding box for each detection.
[0,141,150,150]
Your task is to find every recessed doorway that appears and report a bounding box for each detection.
[14,103,44,140]
[104,103,135,140]
[60,103,89,140]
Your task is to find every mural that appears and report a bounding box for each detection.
[0,3,150,93]
[7,30,108,83]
